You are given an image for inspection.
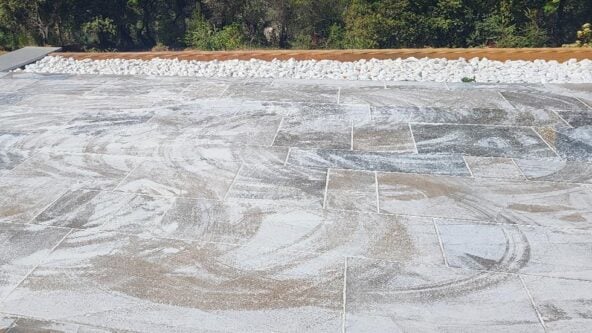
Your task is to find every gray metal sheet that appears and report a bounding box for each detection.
[0,47,61,72]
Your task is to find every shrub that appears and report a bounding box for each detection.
[470,10,547,47]
[291,32,313,49]
[210,24,246,50]
[325,24,344,49]
[576,23,592,47]
[0,30,12,50]
[151,42,169,51]
[521,9,548,47]
[185,12,214,50]
[185,12,245,50]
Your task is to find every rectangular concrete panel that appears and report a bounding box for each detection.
[0,46,61,72]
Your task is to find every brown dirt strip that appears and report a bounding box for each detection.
[53,48,592,62]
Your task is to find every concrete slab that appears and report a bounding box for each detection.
[1,72,591,332]
[0,46,61,72]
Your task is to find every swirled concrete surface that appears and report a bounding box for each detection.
[1,73,592,332]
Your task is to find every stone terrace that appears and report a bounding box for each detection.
[0,72,591,332]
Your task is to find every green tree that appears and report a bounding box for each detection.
[1,0,591,51]
[342,0,382,48]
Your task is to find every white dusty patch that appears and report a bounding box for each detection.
[19,55,592,83]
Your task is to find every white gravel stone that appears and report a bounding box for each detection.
[18,55,592,83]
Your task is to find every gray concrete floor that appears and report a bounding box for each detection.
[1,72,592,332]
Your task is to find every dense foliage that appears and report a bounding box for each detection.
[0,0,590,51]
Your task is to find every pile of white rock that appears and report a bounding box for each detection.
[21,55,592,83]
